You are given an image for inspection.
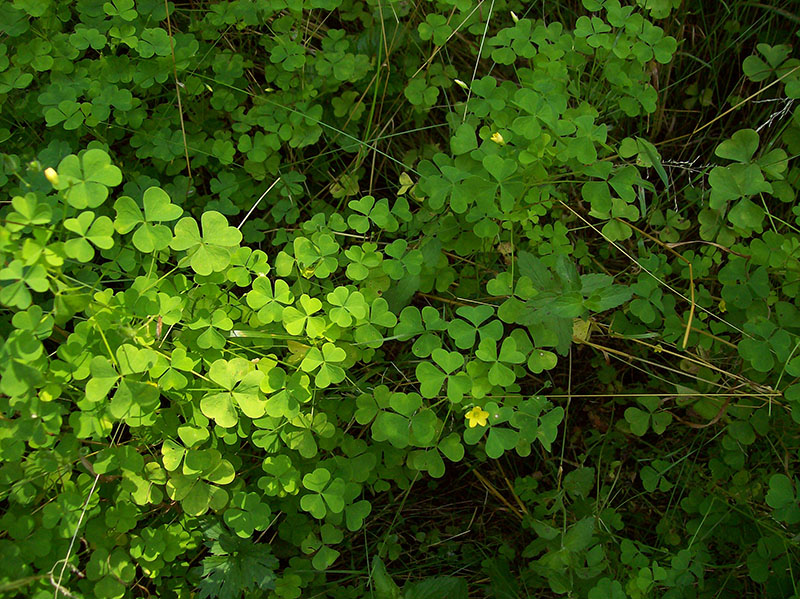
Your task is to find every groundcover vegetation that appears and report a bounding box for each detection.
[1,0,800,597]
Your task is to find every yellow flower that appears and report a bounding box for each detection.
[44,167,59,186]
[490,132,505,146]
[466,406,489,428]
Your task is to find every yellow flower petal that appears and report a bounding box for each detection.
[466,406,489,428]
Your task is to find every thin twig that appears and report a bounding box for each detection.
[462,0,495,122]
[237,177,281,230]
[164,0,192,186]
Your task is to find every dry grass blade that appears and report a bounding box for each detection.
[163,0,192,187]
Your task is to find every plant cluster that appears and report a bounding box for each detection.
[1,0,799,598]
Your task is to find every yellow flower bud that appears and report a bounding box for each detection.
[511,11,519,23]
[490,132,505,146]
[44,167,59,186]
[454,79,468,90]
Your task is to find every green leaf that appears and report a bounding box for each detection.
[601,219,632,241]
[433,348,464,373]
[708,164,772,209]
[113,195,144,234]
[564,467,595,499]
[178,425,210,448]
[55,149,123,208]
[201,392,238,428]
[312,545,340,570]
[403,576,468,599]
[438,433,464,462]
[142,186,182,221]
[416,361,446,398]
[104,0,137,20]
[64,211,115,261]
[727,420,756,445]
[248,278,293,324]
[85,356,120,402]
[738,338,774,373]
[485,427,518,459]
[624,407,650,436]
[7,193,52,229]
[162,439,186,471]
[372,412,410,448]
[196,531,278,599]
[370,298,398,328]
[563,517,596,552]
[583,284,633,312]
[497,338,526,364]
[224,491,272,538]
[451,124,477,155]
[527,349,557,374]
[300,342,346,387]
[715,129,759,163]
[727,198,764,235]
[345,499,372,531]
[538,406,564,451]
[589,578,626,599]
[635,137,669,189]
[765,474,796,509]
[301,468,345,518]
[370,556,402,599]
[283,294,325,336]
[171,211,242,276]
[482,154,517,182]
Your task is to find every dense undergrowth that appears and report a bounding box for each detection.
[1,0,800,597]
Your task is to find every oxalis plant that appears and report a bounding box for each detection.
[2,0,800,598]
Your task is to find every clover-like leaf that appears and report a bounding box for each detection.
[224,491,272,538]
[715,129,759,163]
[300,342,347,388]
[416,362,447,399]
[345,499,372,532]
[6,193,52,231]
[475,338,519,386]
[64,211,115,262]
[485,426,519,459]
[301,468,346,519]
[327,287,368,327]
[85,356,120,402]
[283,294,325,337]
[765,474,800,524]
[0,260,49,309]
[161,439,186,471]
[624,407,650,436]
[527,349,558,374]
[372,411,411,448]
[201,358,265,427]
[247,277,294,324]
[55,149,123,209]
[171,211,242,276]
[451,123,478,155]
[708,164,772,210]
[115,186,183,253]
